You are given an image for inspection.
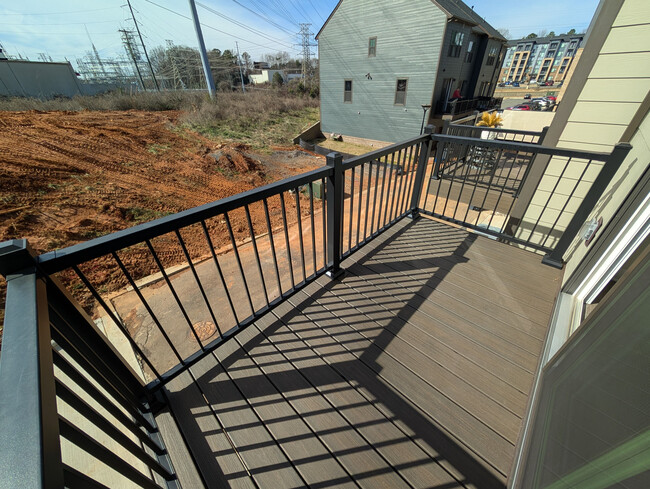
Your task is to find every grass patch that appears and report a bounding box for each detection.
[126,207,172,223]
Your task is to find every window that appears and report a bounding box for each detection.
[368,37,377,57]
[344,79,352,103]
[486,46,498,66]
[559,58,570,74]
[448,31,464,57]
[465,41,474,63]
[394,78,408,105]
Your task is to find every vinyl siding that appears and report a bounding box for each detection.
[319,0,447,142]
[515,0,650,260]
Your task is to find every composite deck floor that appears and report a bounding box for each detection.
[158,217,561,489]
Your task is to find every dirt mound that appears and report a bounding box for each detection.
[0,109,325,345]
[210,145,265,177]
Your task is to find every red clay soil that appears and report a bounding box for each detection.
[0,110,324,346]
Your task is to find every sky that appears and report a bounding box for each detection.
[0,0,602,68]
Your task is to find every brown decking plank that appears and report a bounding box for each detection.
[162,371,255,489]
[357,233,557,322]
[311,275,523,443]
[343,262,539,373]
[270,295,503,489]
[210,330,359,489]
[286,285,515,479]
[366,228,556,332]
[244,313,458,489]
[190,352,306,488]
[417,217,560,280]
[372,243,557,314]
[154,407,206,489]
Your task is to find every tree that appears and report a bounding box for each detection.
[526,33,538,39]
[241,51,252,70]
[567,28,577,35]
[272,71,284,86]
[497,27,510,39]
[548,31,556,37]
[537,29,548,38]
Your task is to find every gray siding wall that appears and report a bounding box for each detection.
[319,0,447,142]
[0,61,83,98]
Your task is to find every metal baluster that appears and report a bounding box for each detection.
[321,178,327,271]
[294,189,307,284]
[146,240,206,347]
[244,205,270,307]
[279,192,296,289]
[262,198,283,297]
[112,251,183,364]
[377,153,390,230]
[224,213,256,315]
[201,220,239,325]
[370,156,382,236]
[387,149,402,224]
[175,230,222,337]
[356,164,364,246]
[72,266,162,380]
[308,182,318,275]
[347,167,355,253]
[363,160,372,241]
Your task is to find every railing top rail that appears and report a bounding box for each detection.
[342,134,429,169]
[37,166,331,274]
[432,134,612,161]
[447,124,544,136]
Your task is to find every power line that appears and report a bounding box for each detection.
[126,0,159,90]
[0,7,117,16]
[142,0,299,52]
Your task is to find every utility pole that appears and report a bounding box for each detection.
[188,0,216,99]
[235,41,246,93]
[126,0,160,91]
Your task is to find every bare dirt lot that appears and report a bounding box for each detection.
[0,110,325,344]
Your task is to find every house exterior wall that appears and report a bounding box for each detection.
[513,0,650,272]
[319,0,448,143]
[0,60,83,98]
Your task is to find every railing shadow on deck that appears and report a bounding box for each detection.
[171,219,507,488]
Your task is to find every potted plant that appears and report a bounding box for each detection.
[476,111,503,140]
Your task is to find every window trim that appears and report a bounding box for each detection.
[368,36,377,57]
[344,79,352,103]
[394,78,408,106]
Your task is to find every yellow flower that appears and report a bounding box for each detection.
[476,111,503,128]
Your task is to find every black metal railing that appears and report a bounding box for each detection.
[0,127,631,488]
[420,134,631,267]
[435,97,503,117]
[444,120,549,145]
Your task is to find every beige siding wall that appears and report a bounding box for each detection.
[515,0,650,262]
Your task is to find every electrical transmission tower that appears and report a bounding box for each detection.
[166,40,186,90]
[299,23,315,85]
[120,29,146,90]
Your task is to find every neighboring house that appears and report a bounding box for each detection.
[317,0,507,144]
[509,0,650,484]
[248,69,303,85]
[500,34,585,84]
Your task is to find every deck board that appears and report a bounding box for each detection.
[162,218,560,489]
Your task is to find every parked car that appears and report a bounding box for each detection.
[532,97,551,109]
[524,93,532,99]
[546,95,557,103]
[506,104,532,111]
[512,81,520,87]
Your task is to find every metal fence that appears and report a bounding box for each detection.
[0,127,630,488]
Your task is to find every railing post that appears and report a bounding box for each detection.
[326,152,344,279]
[409,125,434,219]
[542,142,633,268]
[0,240,64,489]
[538,125,550,145]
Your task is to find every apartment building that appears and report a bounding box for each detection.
[500,34,585,84]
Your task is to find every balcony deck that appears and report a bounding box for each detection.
[157,217,561,489]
